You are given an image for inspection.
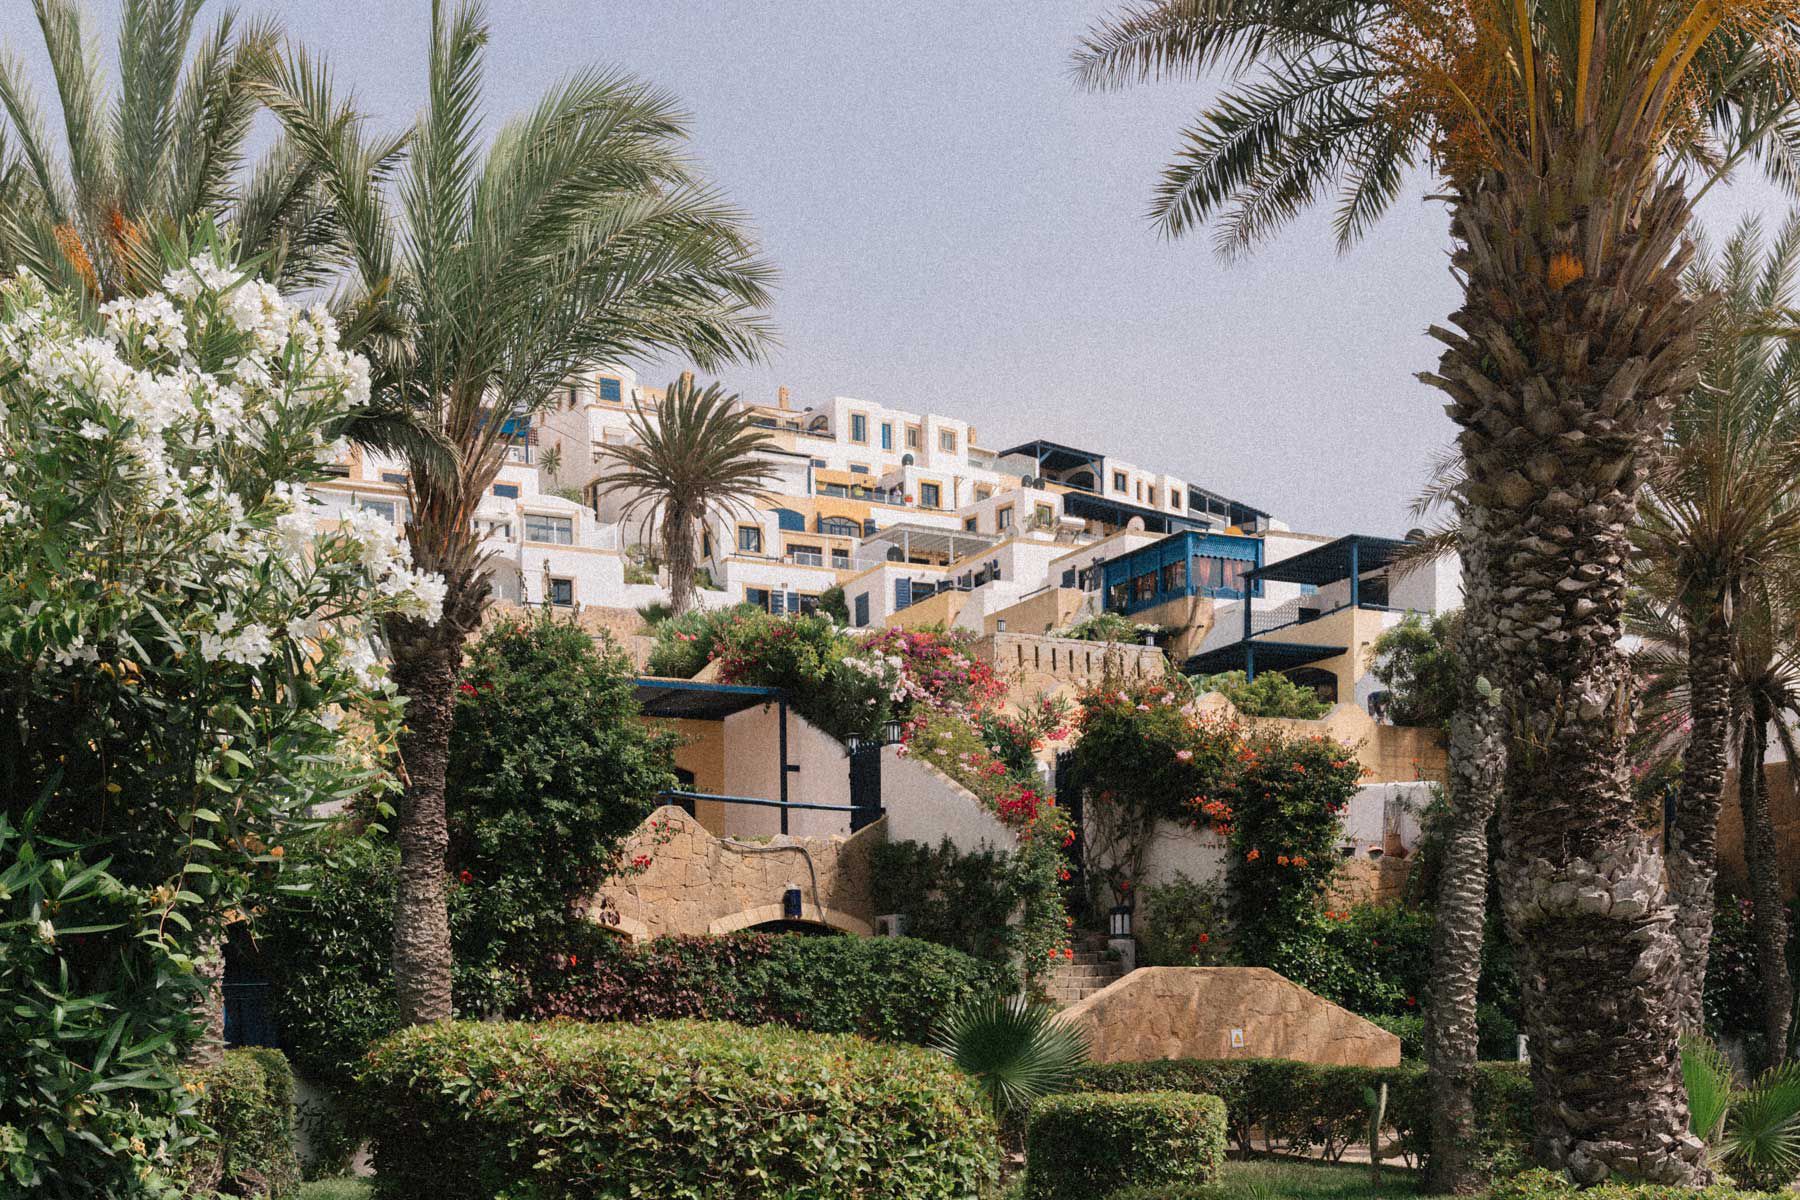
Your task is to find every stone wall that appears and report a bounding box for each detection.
[1059,966,1401,1067]
[589,805,882,941]
[977,632,1166,704]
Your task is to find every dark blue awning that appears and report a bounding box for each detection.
[1184,640,1345,676]
[634,678,781,720]
[1245,535,1409,586]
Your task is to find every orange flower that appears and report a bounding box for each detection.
[1277,855,1290,867]
[1245,849,1261,862]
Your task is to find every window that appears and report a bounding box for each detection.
[1109,581,1130,610]
[598,377,622,402]
[357,498,397,523]
[381,471,408,485]
[1112,471,1127,492]
[819,516,860,538]
[702,532,713,559]
[1197,556,1253,596]
[939,429,956,452]
[548,577,574,607]
[916,482,939,509]
[997,505,1013,530]
[880,423,893,450]
[964,517,979,532]
[788,543,823,566]
[906,425,921,449]
[1160,559,1187,594]
[1133,572,1156,603]
[565,384,581,409]
[524,514,573,545]
[811,458,827,469]
[737,525,763,554]
[854,593,870,627]
[493,482,520,499]
[850,463,870,475]
[1035,503,1054,526]
[479,519,513,540]
[746,587,770,611]
[832,547,850,569]
[795,594,819,615]
[850,413,868,443]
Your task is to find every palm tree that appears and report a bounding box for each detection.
[0,0,347,300]
[931,994,1090,1128]
[258,1,773,1024]
[1631,214,1800,1036]
[597,373,779,618]
[1075,0,1800,1183]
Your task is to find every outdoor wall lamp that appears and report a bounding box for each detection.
[782,887,803,921]
[883,719,903,745]
[1109,905,1133,939]
[846,734,863,753]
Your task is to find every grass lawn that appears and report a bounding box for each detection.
[297,1180,373,1200]
[1178,1159,1454,1199]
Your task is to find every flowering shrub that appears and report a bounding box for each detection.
[709,611,898,741]
[643,603,760,677]
[857,626,1007,715]
[905,713,1073,982]
[1063,676,1241,906]
[1193,669,1331,719]
[981,693,1072,777]
[1217,732,1364,968]
[1137,874,1231,967]
[0,239,440,1195]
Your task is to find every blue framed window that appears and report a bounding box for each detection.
[774,508,806,532]
[737,526,763,554]
[598,377,622,402]
[819,516,860,537]
[851,414,868,442]
[880,423,893,450]
[895,578,914,609]
[854,593,870,626]
[493,482,520,499]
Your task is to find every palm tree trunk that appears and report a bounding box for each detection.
[1739,701,1792,1068]
[1424,536,1505,1195]
[188,936,227,1070]
[663,505,696,618]
[1668,605,1733,1030]
[387,613,463,1025]
[1425,165,1709,1185]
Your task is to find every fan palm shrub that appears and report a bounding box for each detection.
[931,995,1090,1128]
[1682,1035,1800,1189]
[597,373,779,617]
[1075,0,1800,1185]
[1631,214,1800,1044]
[257,0,772,1024]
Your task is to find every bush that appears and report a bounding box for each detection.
[644,603,760,677]
[1369,612,1463,732]
[1194,669,1331,719]
[871,838,1040,964]
[1138,874,1231,966]
[1023,1091,1226,1200]
[359,1019,1001,1200]
[447,614,676,1013]
[1271,903,1433,1021]
[175,1048,301,1199]
[525,932,1011,1044]
[1073,1057,1533,1176]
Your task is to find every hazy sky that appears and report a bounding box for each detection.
[2,2,1788,533]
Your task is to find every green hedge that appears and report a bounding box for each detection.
[1023,1092,1227,1200]
[527,932,1012,1045]
[1073,1057,1532,1174]
[359,1020,1001,1200]
[175,1047,301,1199]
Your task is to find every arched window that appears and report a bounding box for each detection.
[818,516,861,538]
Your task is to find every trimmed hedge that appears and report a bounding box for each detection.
[1073,1057,1533,1173]
[1024,1092,1227,1200]
[526,932,1012,1045]
[359,1019,1001,1200]
[175,1047,301,1199]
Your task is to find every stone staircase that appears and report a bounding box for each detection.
[1048,934,1127,1007]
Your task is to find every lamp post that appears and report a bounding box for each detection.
[782,887,803,922]
[883,718,903,745]
[1108,904,1136,974]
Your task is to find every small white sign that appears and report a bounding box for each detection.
[1517,1034,1530,1063]
[1230,1028,1245,1049]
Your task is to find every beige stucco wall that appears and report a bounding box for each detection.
[719,705,854,839]
[983,587,1089,636]
[888,587,969,631]
[1059,966,1402,1067]
[879,747,1018,857]
[590,805,882,941]
[977,633,1167,711]
[1198,696,1448,786]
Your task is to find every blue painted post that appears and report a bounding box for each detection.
[778,696,790,835]
[1246,642,1257,683]
[1350,539,1361,609]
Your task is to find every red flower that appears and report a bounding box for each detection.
[1198,933,1210,944]
[457,869,474,885]
[1063,947,1074,959]
[568,954,579,968]
[1406,995,1417,1007]
[458,682,478,696]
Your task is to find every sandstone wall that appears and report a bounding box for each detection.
[1721,760,1800,901]
[589,805,882,941]
[1059,966,1401,1067]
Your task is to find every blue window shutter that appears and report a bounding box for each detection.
[854,593,870,626]
[895,579,913,610]
[1062,569,1076,588]
[770,591,786,615]
[788,591,801,613]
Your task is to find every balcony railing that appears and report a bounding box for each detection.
[787,551,824,567]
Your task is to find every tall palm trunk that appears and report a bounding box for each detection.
[1669,606,1733,1029]
[1425,533,1506,1195]
[1738,698,1793,1067]
[1426,161,1709,1184]
[663,502,697,619]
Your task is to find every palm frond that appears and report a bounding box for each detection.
[930,994,1091,1120]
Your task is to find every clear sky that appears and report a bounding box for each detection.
[1,2,1787,534]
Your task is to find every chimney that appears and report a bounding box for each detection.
[778,386,791,410]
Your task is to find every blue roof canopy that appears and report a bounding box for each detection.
[633,678,781,721]
[1246,534,1410,587]
[1184,640,1344,676]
